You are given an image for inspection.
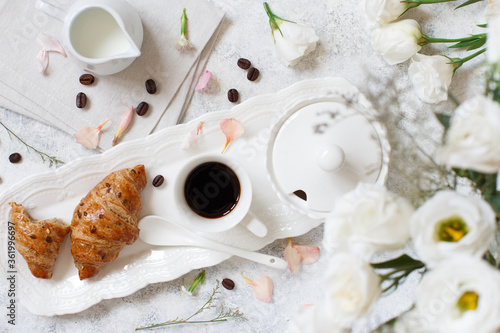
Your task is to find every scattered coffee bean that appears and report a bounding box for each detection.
[79,74,95,85]
[227,89,239,103]
[152,175,164,187]
[136,101,149,116]
[222,278,235,290]
[237,58,251,70]
[145,79,157,94]
[9,153,22,164]
[76,92,87,108]
[247,67,260,81]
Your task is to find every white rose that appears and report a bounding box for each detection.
[410,190,496,268]
[323,183,414,261]
[414,258,500,333]
[408,54,455,104]
[371,19,422,65]
[323,252,381,328]
[272,21,319,67]
[365,0,412,26]
[436,96,500,173]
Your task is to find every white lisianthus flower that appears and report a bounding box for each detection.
[392,310,427,333]
[371,19,422,65]
[414,258,500,333]
[264,2,319,67]
[436,96,500,173]
[323,183,414,261]
[365,0,414,27]
[323,252,381,328]
[408,54,455,104]
[410,190,496,268]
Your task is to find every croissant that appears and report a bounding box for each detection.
[9,202,70,279]
[70,164,147,280]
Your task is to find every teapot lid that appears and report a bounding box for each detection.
[266,98,390,220]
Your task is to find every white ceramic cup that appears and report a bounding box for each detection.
[174,153,268,237]
[35,0,143,75]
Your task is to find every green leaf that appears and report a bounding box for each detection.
[455,0,484,9]
[488,193,500,219]
[371,254,424,270]
[436,113,451,130]
[466,37,487,51]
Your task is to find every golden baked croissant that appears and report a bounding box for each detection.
[9,202,70,279]
[70,165,147,280]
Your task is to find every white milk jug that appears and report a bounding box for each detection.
[35,0,143,75]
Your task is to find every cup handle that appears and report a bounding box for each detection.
[240,211,268,237]
[35,0,66,22]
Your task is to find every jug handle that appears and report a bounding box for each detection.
[35,0,66,22]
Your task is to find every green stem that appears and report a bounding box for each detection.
[419,34,481,45]
[459,47,486,63]
[180,8,187,36]
[0,120,64,167]
[263,2,290,37]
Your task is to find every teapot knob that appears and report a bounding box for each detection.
[316,144,345,173]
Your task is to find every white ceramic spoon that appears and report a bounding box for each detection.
[139,215,288,269]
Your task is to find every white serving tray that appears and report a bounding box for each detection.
[0,77,389,316]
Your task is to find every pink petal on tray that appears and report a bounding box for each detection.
[181,121,205,149]
[74,120,110,150]
[220,118,244,153]
[37,50,49,74]
[296,245,320,265]
[284,238,301,274]
[112,106,134,146]
[36,32,66,57]
[241,271,274,303]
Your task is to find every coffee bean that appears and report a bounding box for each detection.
[76,92,87,108]
[222,278,235,290]
[9,153,22,164]
[79,74,95,85]
[152,175,164,187]
[136,102,149,116]
[145,79,157,94]
[227,89,239,103]
[247,67,259,81]
[237,58,251,70]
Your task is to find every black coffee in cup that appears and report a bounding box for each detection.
[184,162,241,219]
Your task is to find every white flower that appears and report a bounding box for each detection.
[272,21,319,66]
[323,252,381,328]
[365,0,413,27]
[323,183,414,261]
[393,310,429,333]
[410,190,496,268]
[408,54,455,104]
[264,3,319,66]
[436,96,500,173]
[414,258,500,333]
[371,19,422,65]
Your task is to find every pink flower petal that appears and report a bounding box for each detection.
[296,245,320,265]
[36,32,66,57]
[195,70,213,91]
[284,238,301,274]
[37,50,49,74]
[220,118,244,153]
[112,106,134,146]
[74,120,110,150]
[241,271,273,303]
[181,121,204,149]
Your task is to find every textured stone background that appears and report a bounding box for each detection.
[0,0,487,332]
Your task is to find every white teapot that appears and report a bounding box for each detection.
[35,0,143,75]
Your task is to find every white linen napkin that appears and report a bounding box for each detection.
[0,0,224,150]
